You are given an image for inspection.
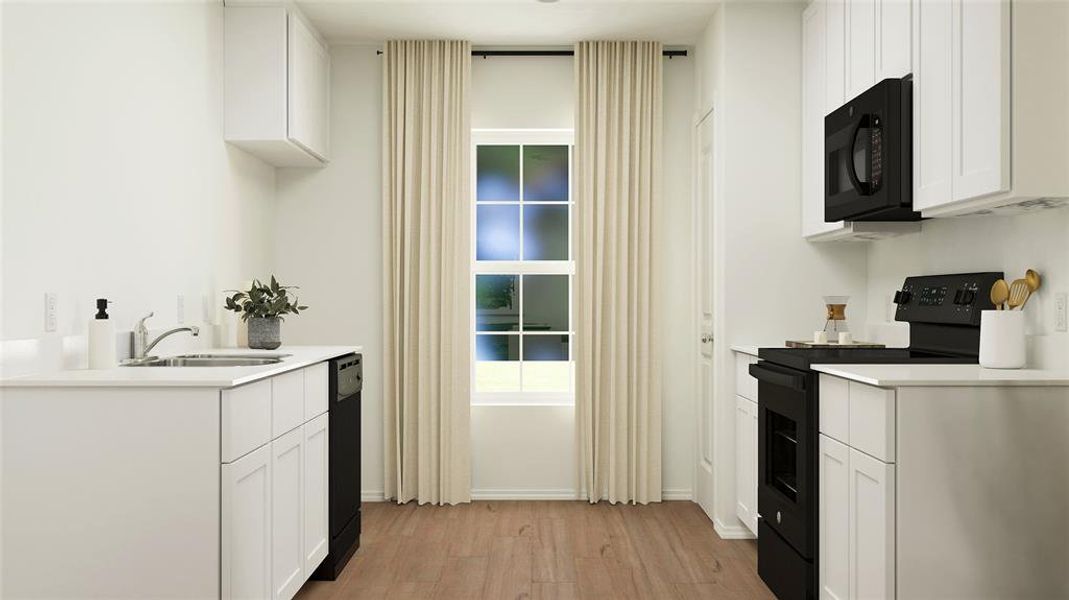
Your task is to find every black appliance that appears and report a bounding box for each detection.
[311,353,362,580]
[825,77,918,223]
[751,272,1003,600]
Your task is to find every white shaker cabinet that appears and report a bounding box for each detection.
[222,444,273,600]
[845,0,876,99]
[819,377,896,600]
[735,395,758,536]
[302,413,330,574]
[913,0,1069,216]
[802,0,920,241]
[271,428,305,600]
[876,0,912,80]
[225,5,330,167]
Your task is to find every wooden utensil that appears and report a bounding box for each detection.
[990,279,1009,310]
[1007,278,1030,310]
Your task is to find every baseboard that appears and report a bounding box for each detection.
[713,518,757,540]
[662,488,693,501]
[471,489,581,500]
[361,490,386,502]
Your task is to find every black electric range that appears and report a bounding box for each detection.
[752,272,1003,600]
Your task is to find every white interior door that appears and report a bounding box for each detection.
[695,112,716,520]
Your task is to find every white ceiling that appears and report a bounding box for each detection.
[294,0,720,45]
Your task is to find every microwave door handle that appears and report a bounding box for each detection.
[748,364,807,392]
[845,116,870,196]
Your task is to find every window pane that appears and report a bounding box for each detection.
[522,361,571,393]
[522,275,569,331]
[476,275,519,331]
[523,145,569,202]
[522,204,568,260]
[477,145,520,201]
[522,334,570,361]
[476,334,519,361]
[476,205,520,260]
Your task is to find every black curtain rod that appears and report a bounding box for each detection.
[374,49,687,58]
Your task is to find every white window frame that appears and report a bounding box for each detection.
[471,128,575,406]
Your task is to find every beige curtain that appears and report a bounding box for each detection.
[575,41,663,505]
[382,40,472,505]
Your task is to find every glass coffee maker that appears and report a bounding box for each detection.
[823,296,850,338]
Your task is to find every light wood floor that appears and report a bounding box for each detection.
[295,501,774,600]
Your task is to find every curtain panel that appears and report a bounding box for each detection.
[574,40,664,505]
[382,40,472,505]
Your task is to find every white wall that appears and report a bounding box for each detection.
[694,1,870,534]
[0,2,276,376]
[276,49,697,500]
[866,211,1069,369]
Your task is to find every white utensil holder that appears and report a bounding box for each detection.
[979,310,1026,369]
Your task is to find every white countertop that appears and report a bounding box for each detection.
[812,363,1069,387]
[0,345,361,389]
[730,344,762,356]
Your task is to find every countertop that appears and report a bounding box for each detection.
[730,345,762,356]
[812,363,1069,387]
[0,346,361,389]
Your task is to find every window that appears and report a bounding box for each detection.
[471,130,574,405]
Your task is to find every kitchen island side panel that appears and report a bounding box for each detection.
[1,387,221,599]
[896,386,1069,599]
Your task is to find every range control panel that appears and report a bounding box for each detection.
[894,272,1004,326]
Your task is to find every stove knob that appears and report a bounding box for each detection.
[893,290,912,305]
[953,289,965,305]
[962,289,976,305]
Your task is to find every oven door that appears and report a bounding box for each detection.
[750,361,816,560]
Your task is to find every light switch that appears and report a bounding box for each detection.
[44,292,57,332]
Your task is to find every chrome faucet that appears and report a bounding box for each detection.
[131,312,200,360]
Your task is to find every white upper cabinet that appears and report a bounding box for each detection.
[803,0,921,241]
[225,5,330,167]
[845,0,876,99]
[914,0,1069,216]
[876,0,912,79]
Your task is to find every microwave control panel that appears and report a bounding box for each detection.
[893,272,1004,326]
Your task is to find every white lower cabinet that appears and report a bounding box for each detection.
[302,413,330,573]
[735,394,759,536]
[222,363,331,600]
[272,428,305,600]
[222,445,273,600]
[819,390,896,600]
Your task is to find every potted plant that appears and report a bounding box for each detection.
[224,276,308,350]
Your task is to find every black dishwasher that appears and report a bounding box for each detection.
[311,353,362,580]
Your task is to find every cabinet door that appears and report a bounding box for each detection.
[288,13,330,160]
[303,362,329,421]
[819,435,850,600]
[222,445,272,600]
[846,0,876,99]
[876,0,912,79]
[802,0,845,238]
[826,0,847,112]
[302,413,330,574]
[748,399,759,535]
[271,428,304,600]
[272,369,305,439]
[913,0,953,210]
[735,395,756,534]
[951,0,1010,202]
[849,449,896,600]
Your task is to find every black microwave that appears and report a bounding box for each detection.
[825,77,920,222]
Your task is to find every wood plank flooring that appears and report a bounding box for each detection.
[295,501,774,600]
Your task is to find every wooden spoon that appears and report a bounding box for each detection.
[1007,278,1030,310]
[990,279,1009,310]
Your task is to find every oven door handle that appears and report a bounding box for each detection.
[749,363,807,392]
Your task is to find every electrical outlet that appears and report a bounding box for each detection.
[1055,292,1068,333]
[44,292,57,332]
[177,294,186,324]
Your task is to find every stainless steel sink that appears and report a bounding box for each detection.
[178,353,291,360]
[123,356,284,367]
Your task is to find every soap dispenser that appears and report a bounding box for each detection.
[88,298,117,369]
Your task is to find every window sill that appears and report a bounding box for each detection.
[471,393,575,407]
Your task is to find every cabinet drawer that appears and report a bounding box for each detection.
[849,382,896,462]
[820,374,850,444]
[735,354,758,401]
[272,369,305,438]
[222,380,272,463]
[303,363,329,421]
